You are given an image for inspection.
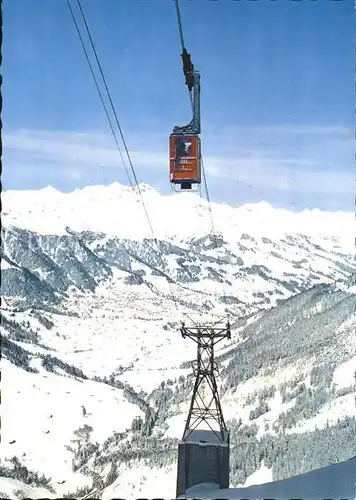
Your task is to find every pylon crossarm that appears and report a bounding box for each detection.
[211,335,226,346]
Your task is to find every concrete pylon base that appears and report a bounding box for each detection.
[176,429,229,497]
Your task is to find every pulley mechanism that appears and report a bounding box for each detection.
[181,47,194,91]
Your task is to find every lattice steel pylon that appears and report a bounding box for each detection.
[181,318,231,444]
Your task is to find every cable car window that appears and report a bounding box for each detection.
[175,137,192,165]
[174,137,192,171]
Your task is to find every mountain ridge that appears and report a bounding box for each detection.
[2,182,354,314]
[2,182,353,244]
[1,182,355,498]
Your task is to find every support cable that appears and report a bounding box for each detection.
[66,0,180,315]
[65,0,132,186]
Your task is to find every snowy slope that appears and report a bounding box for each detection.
[0,478,56,500]
[2,456,355,500]
[1,356,144,496]
[1,279,354,497]
[181,456,356,500]
[1,183,355,498]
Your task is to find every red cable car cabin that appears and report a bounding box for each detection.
[169,134,201,190]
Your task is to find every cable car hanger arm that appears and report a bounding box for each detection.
[172,0,201,136]
[173,68,201,135]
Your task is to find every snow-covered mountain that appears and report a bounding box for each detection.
[2,183,354,315]
[1,183,355,498]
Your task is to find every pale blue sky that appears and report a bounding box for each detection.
[3,0,354,211]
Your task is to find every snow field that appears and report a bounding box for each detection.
[236,461,273,487]
[333,356,356,388]
[0,478,56,499]
[1,359,143,493]
[102,463,177,499]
